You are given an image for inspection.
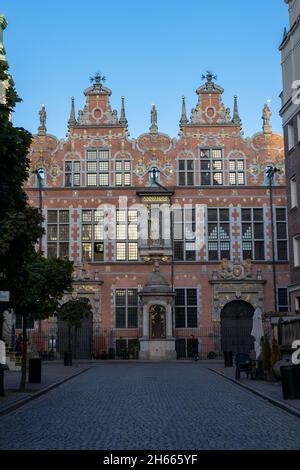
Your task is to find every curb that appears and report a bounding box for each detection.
[208,368,300,419]
[0,368,89,417]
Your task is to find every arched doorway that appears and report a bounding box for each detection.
[149,305,166,339]
[221,300,254,355]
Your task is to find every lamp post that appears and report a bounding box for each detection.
[266,165,279,313]
[35,168,45,253]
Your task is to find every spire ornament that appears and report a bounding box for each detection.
[38,105,47,136]
[68,96,77,128]
[232,95,242,129]
[119,96,128,127]
[262,103,272,135]
[180,96,188,127]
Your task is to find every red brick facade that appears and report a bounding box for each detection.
[25,73,289,357]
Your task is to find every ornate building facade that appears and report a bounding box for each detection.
[22,70,290,359]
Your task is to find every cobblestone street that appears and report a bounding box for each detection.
[0,363,299,450]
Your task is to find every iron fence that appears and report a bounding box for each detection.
[22,321,272,361]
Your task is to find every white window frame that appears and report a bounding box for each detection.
[293,235,300,267]
[290,175,298,209]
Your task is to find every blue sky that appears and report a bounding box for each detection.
[1,0,289,139]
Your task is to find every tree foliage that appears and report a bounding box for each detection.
[58,298,92,329]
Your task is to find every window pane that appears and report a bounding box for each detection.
[276,208,286,221]
[124,173,131,186]
[87,150,97,160]
[73,174,80,186]
[253,209,263,221]
[200,149,210,158]
[74,162,80,173]
[127,307,138,328]
[65,161,72,172]
[116,307,126,328]
[59,243,69,259]
[254,241,265,260]
[48,210,57,223]
[82,243,92,262]
[59,211,69,223]
[174,241,184,260]
[65,174,72,187]
[117,243,126,260]
[179,172,186,186]
[99,150,109,160]
[219,209,229,221]
[48,225,58,241]
[187,289,197,305]
[87,162,97,172]
[59,225,69,241]
[187,307,197,328]
[229,161,236,171]
[116,290,126,306]
[187,160,194,171]
[277,241,288,261]
[208,209,218,222]
[187,172,194,186]
[87,174,97,186]
[128,243,138,260]
[201,173,211,185]
[229,173,236,185]
[213,173,223,185]
[212,149,222,158]
[47,243,57,258]
[175,307,186,328]
[99,174,109,186]
[82,225,92,241]
[277,222,287,239]
[242,209,251,221]
[115,161,122,171]
[254,223,264,239]
[175,289,185,306]
[82,210,92,223]
[94,242,104,261]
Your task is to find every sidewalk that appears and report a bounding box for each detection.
[208,363,300,416]
[0,363,89,415]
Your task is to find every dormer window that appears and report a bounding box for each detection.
[200,148,223,186]
[86,149,110,186]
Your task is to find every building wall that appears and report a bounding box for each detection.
[281,0,300,311]
[25,74,289,342]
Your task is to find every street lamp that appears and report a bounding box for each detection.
[266,165,279,313]
[35,168,45,253]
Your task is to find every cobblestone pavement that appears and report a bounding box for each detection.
[0,363,299,450]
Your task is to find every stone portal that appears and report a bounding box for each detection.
[139,262,176,360]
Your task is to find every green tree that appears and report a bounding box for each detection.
[10,255,74,390]
[57,298,93,363]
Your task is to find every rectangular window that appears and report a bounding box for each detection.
[290,176,298,209]
[15,314,34,330]
[47,210,69,259]
[276,208,288,261]
[178,160,194,186]
[287,122,295,151]
[64,161,81,187]
[173,208,196,261]
[293,235,300,267]
[207,208,230,261]
[86,149,110,186]
[277,288,289,313]
[115,160,132,186]
[297,114,300,143]
[115,289,138,328]
[200,148,223,186]
[175,288,198,328]
[116,210,138,261]
[82,209,104,262]
[229,160,245,185]
[242,208,265,260]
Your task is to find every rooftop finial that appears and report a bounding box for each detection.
[90,72,106,89]
[150,104,158,133]
[38,104,47,136]
[262,102,272,135]
[68,96,77,128]
[232,95,242,129]
[180,96,188,127]
[201,71,217,83]
[119,96,128,127]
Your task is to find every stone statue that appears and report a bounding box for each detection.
[149,104,158,133]
[225,108,231,123]
[262,103,272,134]
[38,105,47,135]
